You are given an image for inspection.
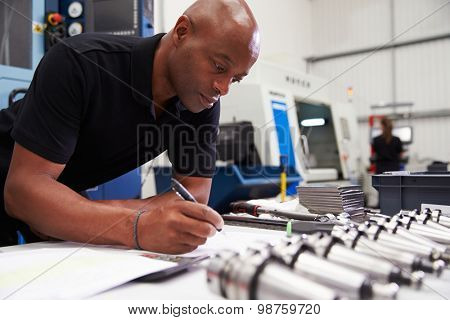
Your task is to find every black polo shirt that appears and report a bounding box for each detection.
[372,135,403,174]
[0,33,220,245]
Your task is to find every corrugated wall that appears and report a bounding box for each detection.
[309,0,450,169]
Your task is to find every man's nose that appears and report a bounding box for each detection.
[213,77,232,96]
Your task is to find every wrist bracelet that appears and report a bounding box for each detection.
[133,210,146,250]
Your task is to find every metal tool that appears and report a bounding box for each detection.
[207,248,340,300]
[367,214,447,250]
[229,201,330,221]
[333,225,445,276]
[358,222,450,262]
[290,220,336,234]
[270,236,399,299]
[304,232,424,287]
[427,209,450,228]
[398,210,450,234]
[370,214,450,246]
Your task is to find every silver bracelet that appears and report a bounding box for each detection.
[133,210,146,250]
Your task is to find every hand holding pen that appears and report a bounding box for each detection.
[171,178,224,233]
[132,179,224,254]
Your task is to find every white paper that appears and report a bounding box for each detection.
[183,225,285,257]
[248,198,311,213]
[0,247,175,299]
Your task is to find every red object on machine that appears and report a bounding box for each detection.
[48,13,63,26]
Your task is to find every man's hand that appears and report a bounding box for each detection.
[137,201,224,254]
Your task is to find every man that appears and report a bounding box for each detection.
[0,0,260,253]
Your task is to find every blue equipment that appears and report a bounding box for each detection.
[1,1,154,201]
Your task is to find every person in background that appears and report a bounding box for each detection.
[372,118,404,174]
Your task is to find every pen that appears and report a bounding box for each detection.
[171,178,222,232]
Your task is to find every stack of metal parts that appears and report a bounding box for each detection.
[297,185,365,217]
[207,207,450,299]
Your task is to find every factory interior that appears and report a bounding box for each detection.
[1,0,450,305]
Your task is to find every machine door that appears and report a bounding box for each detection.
[296,102,343,178]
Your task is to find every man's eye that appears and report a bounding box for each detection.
[232,78,241,84]
[215,63,226,73]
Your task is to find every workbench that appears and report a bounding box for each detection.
[1,225,449,300]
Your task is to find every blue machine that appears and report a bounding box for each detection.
[0,0,45,109]
[1,0,154,201]
[47,0,153,38]
[154,165,301,214]
[153,116,302,213]
[271,99,301,195]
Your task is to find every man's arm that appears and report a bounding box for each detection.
[94,174,212,211]
[4,143,137,246]
[4,143,222,253]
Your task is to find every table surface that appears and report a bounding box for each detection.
[1,225,449,300]
[0,225,286,300]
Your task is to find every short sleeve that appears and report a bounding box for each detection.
[11,41,85,164]
[168,101,220,177]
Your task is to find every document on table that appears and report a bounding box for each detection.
[183,225,285,257]
[0,247,176,299]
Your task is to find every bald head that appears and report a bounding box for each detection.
[184,0,258,33]
[159,0,260,113]
[183,0,260,55]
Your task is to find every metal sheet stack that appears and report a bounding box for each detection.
[297,184,364,216]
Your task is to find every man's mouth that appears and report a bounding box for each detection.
[200,94,218,108]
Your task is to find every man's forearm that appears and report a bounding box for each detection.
[95,191,179,211]
[94,176,211,211]
[95,198,154,211]
[4,175,136,247]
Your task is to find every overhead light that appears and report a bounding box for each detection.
[301,118,325,127]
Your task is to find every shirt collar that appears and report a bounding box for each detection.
[131,33,165,116]
[158,97,186,121]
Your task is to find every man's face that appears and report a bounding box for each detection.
[168,27,259,113]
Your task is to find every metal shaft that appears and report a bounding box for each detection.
[207,249,340,300]
[333,226,445,275]
[256,262,339,300]
[409,212,450,233]
[306,233,423,287]
[392,215,450,245]
[271,237,398,299]
[369,218,448,254]
[358,223,447,262]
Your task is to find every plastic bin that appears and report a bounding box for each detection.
[372,172,450,216]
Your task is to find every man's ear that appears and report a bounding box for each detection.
[172,15,192,47]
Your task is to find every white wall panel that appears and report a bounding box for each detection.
[405,117,450,169]
[155,0,312,71]
[310,0,450,165]
[311,0,391,56]
[395,40,450,111]
[394,0,450,41]
[312,39,450,116]
[311,51,393,117]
